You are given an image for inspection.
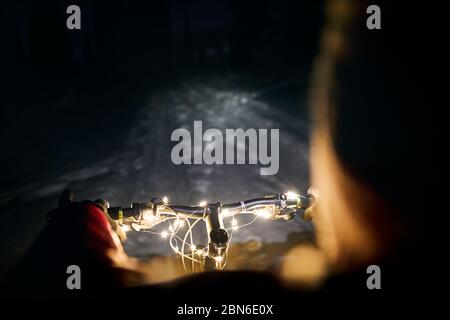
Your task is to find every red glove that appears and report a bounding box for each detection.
[81,202,122,266]
[38,191,133,294]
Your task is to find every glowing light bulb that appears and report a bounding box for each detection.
[143,210,158,222]
[190,245,197,252]
[256,210,271,219]
[199,201,207,207]
[285,191,299,200]
[163,196,168,204]
[121,224,130,232]
[171,219,184,231]
[214,255,223,262]
[174,246,179,253]
[161,231,168,238]
[231,218,238,226]
[194,247,205,255]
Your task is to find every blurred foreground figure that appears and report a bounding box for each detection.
[5,199,188,299]
[281,0,450,296]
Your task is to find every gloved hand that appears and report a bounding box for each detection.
[48,189,127,243]
[44,189,138,272]
[6,189,188,299]
[6,189,145,299]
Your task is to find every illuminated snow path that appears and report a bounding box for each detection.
[0,77,313,263]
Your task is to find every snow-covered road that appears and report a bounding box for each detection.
[0,77,313,275]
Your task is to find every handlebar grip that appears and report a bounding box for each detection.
[107,207,141,220]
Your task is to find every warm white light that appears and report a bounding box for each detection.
[163,196,168,204]
[142,210,159,222]
[286,191,299,200]
[121,224,130,232]
[174,246,179,253]
[256,210,272,219]
[161,231,169,238]
[190,245,196,252]
[199,201,207,207]
[231,218,238,226]
[172,219,185,231]
[178,220,185,228]
[214,255,223,262]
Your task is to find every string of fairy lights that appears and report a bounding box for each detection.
[118,197,270,272]
[119,192,301,272]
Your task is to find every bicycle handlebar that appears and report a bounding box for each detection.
[106,191,317,271]
[107,192,316,222]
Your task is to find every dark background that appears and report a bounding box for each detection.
[1,0,323,189]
